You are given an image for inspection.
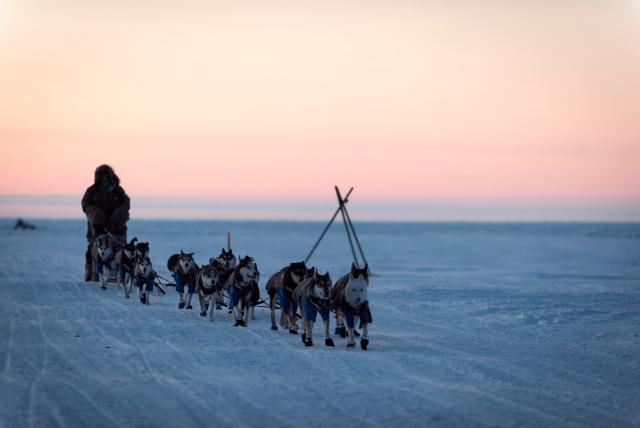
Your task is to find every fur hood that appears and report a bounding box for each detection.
[94,164,120,187]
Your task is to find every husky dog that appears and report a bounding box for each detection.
[210,248,236,271]
[135,241,150,261]
[228,256,260,327]
[92,234,117,290]
[114,237,137,298]
[134,257,155,305]
[265,261,307,333]
[196,263,222,320]
[167,250,199,309]
[332,263,372,350]
[293,270,334,347]
[211,248,237,310]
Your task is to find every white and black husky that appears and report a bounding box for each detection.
[265,261,307,333]
[114,237,137,298]
[167,250,199,310]
[294,270,335,347]
[211,248,237,310]
[332,263,372,350]
[134,257,155,305]
[196,263,222,320]
[92,234,117,290]
[228,256,260,327]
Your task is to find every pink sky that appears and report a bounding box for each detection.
[0,1,639,220]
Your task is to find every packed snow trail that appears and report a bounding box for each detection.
[1,220,639,427]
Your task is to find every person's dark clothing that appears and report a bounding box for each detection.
[81,164,130,238]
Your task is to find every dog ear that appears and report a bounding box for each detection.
[351,262,357,274]
[130,237,138,245]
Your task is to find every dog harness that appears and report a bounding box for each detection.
[277,287,298,315]
[135,275,155,292]
[95,259,113,277]
[174,269,196,294]
[302,295,330,323]
[339,298,373,329]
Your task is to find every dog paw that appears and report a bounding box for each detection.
[325,338,335,347]
[360,338,369,350]
[304,339,314,347]
[346,342,356,348]
[270,324,278,331]
[288,329,298,335]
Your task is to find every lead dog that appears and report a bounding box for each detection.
[332,263,372,350]
[228,256,260,327]
[265,261,307,333]
[196,262,222,320]
[114,237,137,298]
[167,251,199,309]
[92,234,118,290]
[293,270,335,347]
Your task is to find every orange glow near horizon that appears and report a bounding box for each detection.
[1,1,639,219]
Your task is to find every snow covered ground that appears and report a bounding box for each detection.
[1,219,639,428]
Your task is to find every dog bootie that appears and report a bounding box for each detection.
[301,333,306,343]
[140,294,147,305]
[270,324,278,331]
[325,338,335,347]
[334,327,342,335]
[304,339,313,347]
[288,328,298,335]
[360,338,369,351]
[186,305,192,310]
[346,342,356,348]
[178,302,185,309]
[339,326,347,338]
[200,311,206,317]
[234,319,246,327]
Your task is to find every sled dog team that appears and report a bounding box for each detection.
[91,234,372,350]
